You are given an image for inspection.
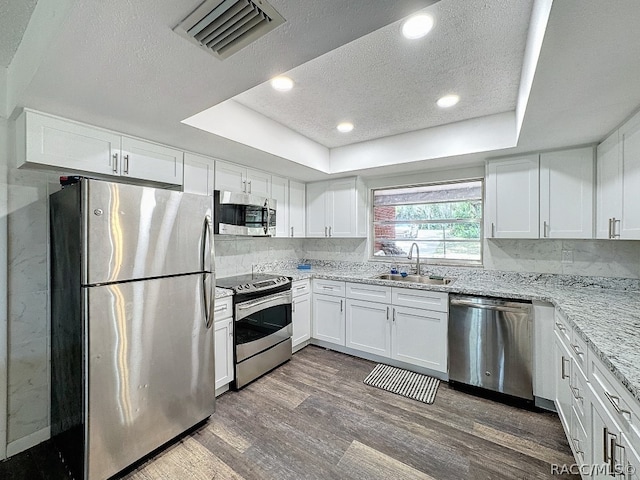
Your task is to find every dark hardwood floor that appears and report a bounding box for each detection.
[0,346,579,479]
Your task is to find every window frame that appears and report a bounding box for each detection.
[368,178,485,267]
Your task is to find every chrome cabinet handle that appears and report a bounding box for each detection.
[112,153,118,173]
[229,323,233,337]
[491,222,495,237]
[340,299,343,312]
[561,356,570,379]
[386,306,390,320]
[604,427,610,463]
[123,154,129,174]
[291,226,294,237]
[214,304,227,313]
[324,226,328,237]
[613,218,621,238]
[572,438,583,456]
[571,343,584,357]
[555,322,566,332]
[329,226,332,237]
[296,286,306,291]
[242,180,247,192]
[392,308,396,322]
[543,221,549,238]
[322,285,332,290]
[611,437,617,475]
[571,386,583,401]
[609,218,614,239]
[605,391,632,417]
[292,300,296,313]
[248,180,252,193]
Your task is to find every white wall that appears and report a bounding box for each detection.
[0,117,9,459]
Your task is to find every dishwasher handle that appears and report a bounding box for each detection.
[450,298,531,314]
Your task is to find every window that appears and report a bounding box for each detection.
[372,180,483,264]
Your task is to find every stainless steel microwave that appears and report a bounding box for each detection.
[213,190,276,236]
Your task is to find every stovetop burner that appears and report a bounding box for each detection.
[217,273,291,295]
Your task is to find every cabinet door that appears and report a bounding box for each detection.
[485,155,539,238]
[292,293,311,349]
[306,181,328,237]
[312,293,345,345]
[620,112,640,239]
[246,168,271,198]
[289,180,306,237]
[591,397,622,479]
[345,299,391,357]
[596,132,622,239]
[328,178,356,237]
[391,305,447,372]
[214,318,234,390]
[554,334,573,434]
[215,161,246,193]
[21,110,121,175]
[540,147,594,239]
[121,137,183,185]
[183,152,214,196]
[271,175,289,237]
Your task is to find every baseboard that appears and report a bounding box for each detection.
[6,426,51,457]
[292,340,311,353]
[215,384,230,397]
[534,396,557,412]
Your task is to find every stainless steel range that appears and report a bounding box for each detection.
[217,273,292,389]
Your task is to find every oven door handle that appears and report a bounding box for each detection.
[236,290,292,321]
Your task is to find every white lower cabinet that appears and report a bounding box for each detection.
[292,280,311,351]
[345,299,391,357]
[214,297,233,394]
[312,293,345,346]
[339,282,448,373]
[392,304,447,373]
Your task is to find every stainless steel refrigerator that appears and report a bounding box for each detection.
[49,178,215,480]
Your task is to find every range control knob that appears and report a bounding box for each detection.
[237,285,243,290]
[245,284,251,289]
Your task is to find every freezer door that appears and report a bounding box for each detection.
[84,179,213,285]
[85,274,215,480]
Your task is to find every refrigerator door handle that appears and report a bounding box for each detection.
[202,215,215,329]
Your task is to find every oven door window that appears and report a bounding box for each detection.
[236,303,291,345]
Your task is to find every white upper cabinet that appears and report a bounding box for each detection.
[214,161,271,198]
[120,136,183,185]
[620,111,640,239]
[540,147,595,239]
[271,175,289,237]
[183,152,214,196]
[596,132,622,239]
[596,110,640,239]
[289,180,306,238]
[306,177,367,238]
[485,155,540,238]
[16,109,184,186]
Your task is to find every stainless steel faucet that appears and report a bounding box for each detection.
[407,242,420,276]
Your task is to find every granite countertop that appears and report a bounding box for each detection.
[215,287,234,299]
[263,264,640,404]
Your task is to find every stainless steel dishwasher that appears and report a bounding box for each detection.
[448,295,533,400]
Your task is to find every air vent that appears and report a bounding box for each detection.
[174,0,285,60]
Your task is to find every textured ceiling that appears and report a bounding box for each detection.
[0,0,38,67]
[233,0,533,148]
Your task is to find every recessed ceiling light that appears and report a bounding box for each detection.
[402,14,434,39]
[437,94,460,108]
[337,122,354,133]
[270,76,294,92]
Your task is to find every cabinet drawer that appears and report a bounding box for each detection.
[569,332,588,377]
[571,363,588,427]
[214,297,233,321]
[590,357,640,445]
[392,288,448,312]
[346,282,391,303]
[569,406,588,465]
[554,310,572,345]
[313,279,345,297]
[292,279,311,298]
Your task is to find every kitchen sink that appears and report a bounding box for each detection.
[374,274,454,285]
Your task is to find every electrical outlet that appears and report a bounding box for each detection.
[561,249,573,264]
